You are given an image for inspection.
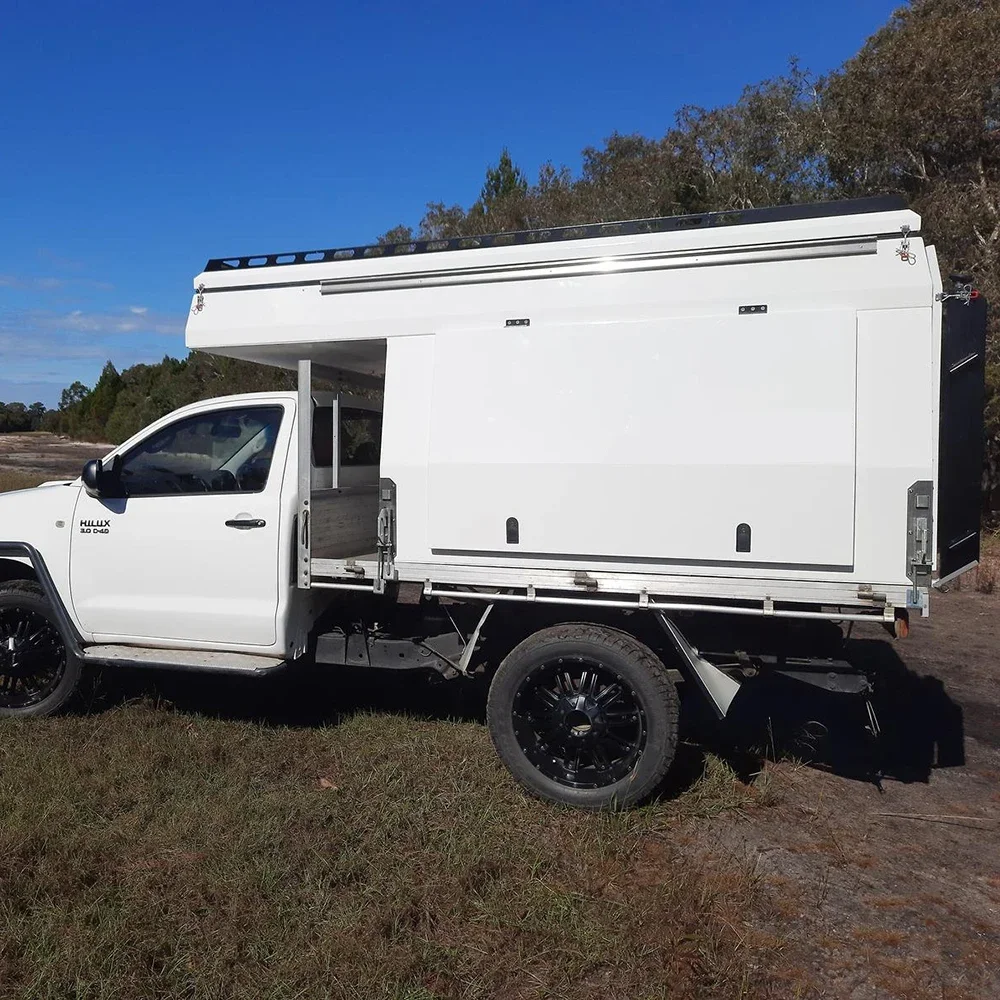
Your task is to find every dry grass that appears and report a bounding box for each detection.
[0,447,788,998]
[973,550,998,593]
[0,469,46,493]
[0,680,782,1000]
[0,432,103,485]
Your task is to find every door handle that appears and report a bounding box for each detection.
[226,518,266,530]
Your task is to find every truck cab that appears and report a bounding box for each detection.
[0,388,388,658]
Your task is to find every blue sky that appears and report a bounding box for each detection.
[1,0,901,407]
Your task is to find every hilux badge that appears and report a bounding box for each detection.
[79,519,111,535]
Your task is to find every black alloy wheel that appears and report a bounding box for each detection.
[512,656,647,789]
[488,623,679,809]
[0,582,80,717]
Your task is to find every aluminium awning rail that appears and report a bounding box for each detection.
[315,236,878,296]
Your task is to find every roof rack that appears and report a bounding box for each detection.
[204,195,908,272]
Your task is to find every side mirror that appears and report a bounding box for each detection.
[81,456,123,498]
[81,460,103,497]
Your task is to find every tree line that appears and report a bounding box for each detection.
[14,1,1000,499]
[0,401,49,434]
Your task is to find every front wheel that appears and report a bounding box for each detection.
[0,581,80,718]
[487,623,679,809]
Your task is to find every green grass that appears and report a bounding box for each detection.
[0,686,780,1000]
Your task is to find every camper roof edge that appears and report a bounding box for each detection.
[194,197,920,293]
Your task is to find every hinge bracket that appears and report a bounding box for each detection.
[906,481,934,612]
[936,283,974,306]
[895,225,916,265]
[375,479,397,595]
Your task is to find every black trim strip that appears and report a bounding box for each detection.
[0,542,84,657]
[203,196,909,272]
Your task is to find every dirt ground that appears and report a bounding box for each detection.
[699,588,1000,999]
[0,432,109,481]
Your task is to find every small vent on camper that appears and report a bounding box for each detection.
[736,523,752,553]
[739,304,768,315]
[506,517,520,544]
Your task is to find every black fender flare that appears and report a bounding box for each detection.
[0,542,84,658]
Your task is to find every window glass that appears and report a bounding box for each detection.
[312,405,382,468]
[341,407,382,467]
[119,406,284,496]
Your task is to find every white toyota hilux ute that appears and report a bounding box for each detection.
[0,392,310,670]
[0,196,988,810]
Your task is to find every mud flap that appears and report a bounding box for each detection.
[937,287,988,584]
[656,613,741,719]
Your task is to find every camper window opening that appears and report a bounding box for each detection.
[313,406,383,468]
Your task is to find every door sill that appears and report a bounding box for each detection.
[82,644,286,675]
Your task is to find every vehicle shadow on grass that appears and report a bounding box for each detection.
[80,632,966,797]
[82,661,487,729]
[83,666,722,800]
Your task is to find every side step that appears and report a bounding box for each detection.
[82,645,286,676]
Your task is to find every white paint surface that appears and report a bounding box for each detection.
[68,398,294,647]
[427,310,857,566]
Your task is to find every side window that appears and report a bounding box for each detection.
[311,405,382,468]
[118,406,284,497]
[340,408,382,467]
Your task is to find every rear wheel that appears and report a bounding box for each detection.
[0,581,79,718]
[487,623,679,809]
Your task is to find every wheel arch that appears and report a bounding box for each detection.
[475,602,674,676]
[0,542,83,655]
[0,556,37,585]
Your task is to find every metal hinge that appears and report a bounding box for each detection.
[936,282,974,306]
[375,479,397,595]
[856,585,887,605]
[895,225,916,265]
[906,481,933,610]
[192,282,206,314]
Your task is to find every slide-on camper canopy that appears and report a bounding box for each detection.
[186,197,986,623]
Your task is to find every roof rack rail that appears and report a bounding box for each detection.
[204,195,908,272]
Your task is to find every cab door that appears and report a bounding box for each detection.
[69,401,290,647]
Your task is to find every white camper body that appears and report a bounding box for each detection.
[187,199,946,622]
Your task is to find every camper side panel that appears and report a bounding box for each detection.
[377,237,937,597]
[426,310,858,568]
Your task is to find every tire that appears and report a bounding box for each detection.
[0,581,80,718]
[487,623,679,809]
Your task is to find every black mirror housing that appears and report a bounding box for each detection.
[81,457,123,498]
[81,460,102,497]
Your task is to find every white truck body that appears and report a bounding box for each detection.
[184,197,963,622]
